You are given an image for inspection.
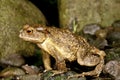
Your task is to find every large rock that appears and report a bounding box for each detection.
[58,0,120,32]
[0,0,46,65]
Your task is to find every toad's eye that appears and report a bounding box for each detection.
[26,30,33,34]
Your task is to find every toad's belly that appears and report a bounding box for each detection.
[58,47,77,61]
[40,38,76,61]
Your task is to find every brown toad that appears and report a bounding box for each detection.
[19,24,106,77]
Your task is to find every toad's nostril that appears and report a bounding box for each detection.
[19,34,22,38]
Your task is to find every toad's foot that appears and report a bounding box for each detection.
[68,70,100,80]
[51,70,68,76]
[43,69,52,72]
[68,70,100,79]
[67,73,84,80]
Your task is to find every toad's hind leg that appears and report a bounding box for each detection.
[80,58,104,77]
[69,50,105,78]
[68,59,104,79]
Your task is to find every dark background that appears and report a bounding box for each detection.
[29,0,59,26]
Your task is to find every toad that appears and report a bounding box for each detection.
[19,24,106,78]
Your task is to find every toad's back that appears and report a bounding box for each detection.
[40,26,91,61]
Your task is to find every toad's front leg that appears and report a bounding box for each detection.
[42,50,52,72]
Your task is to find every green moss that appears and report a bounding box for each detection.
[0,0,46,58]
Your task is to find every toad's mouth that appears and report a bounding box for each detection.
[19,34,29,41]
[19,33,44,43]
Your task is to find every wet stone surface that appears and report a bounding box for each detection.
[103,60,120,80]
[0,67,25,78]
[22,64,40,75]
[0,53,25,67]
[83,24,101,35]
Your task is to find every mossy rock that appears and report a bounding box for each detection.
[58,0,120,32]
[0,0,46,64]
